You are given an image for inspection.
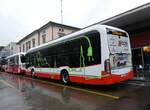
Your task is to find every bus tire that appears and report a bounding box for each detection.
[31,69,35,78]
[61,70,70,84]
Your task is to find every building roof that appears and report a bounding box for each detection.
[39,21,80,31]
[17,21,80,44]
[17,30,38,44]
[91,2,150,34]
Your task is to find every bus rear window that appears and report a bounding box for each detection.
[107,29,127,37]
[107,28,130,54]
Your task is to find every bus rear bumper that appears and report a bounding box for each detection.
[99,71,134,85]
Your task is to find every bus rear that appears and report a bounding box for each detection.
[5,53,26,74]
[101,27,133,84]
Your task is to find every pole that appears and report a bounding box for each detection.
[61,0,63,24]
[141,48,145,69]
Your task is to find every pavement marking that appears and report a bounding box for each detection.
[126,82,148,86]
[25,77,120,100]
[65,85,120,100]
[0,79,16,89]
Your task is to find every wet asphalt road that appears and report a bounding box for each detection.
[0,72,150,110]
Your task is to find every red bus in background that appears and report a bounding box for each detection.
[5,52,26,74]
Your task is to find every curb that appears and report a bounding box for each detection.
[129,77,150,82]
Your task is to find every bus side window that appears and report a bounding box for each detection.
[25,55,30,68]
[67,39,80,67]
[82,31,101,66]
[21,55,26,63]
[29,54,32,67]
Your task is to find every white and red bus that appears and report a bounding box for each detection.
[25,24,133,85]
[5,52,26,74]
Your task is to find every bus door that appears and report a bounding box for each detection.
[67,37,85,83]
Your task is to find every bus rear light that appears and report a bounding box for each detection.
[104,59,111,74]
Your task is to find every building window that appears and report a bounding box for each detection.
[26,42,28,51]
[59,28,64,32]
[28,41,31,49]
[32,38,35,47]
[42,34,46,44]
[19,46,21,52]
[58,28,65,37]
[23,44,25,52]
[11,47,13,51]
[42,30,46,34]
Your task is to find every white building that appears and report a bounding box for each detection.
[0,42,19,57]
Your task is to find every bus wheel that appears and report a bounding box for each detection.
[61,70,69,84]
[31,69,35,78]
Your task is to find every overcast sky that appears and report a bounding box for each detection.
[0,0,150,46]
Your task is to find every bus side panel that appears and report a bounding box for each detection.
[25,68,61,80]
[14,66,20,74]
[36,71,60,80]
[98,29,110,74]
[25,70,32,76]
[84,64,102,77]
[24,67,133,85]
[69,75,85,83]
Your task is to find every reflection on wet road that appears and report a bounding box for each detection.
[0,72,150,110]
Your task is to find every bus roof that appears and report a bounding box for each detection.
[6,52,25,59]
[26,24,127,54]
